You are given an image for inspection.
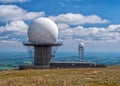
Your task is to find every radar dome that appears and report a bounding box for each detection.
[28,17,58,43]
[79,42,85,47]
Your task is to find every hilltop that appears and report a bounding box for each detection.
[0,66,120,86]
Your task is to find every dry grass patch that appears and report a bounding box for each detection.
[0,66,120,86]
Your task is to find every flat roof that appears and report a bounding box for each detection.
[50,62,96,64]
[23,41,63,46]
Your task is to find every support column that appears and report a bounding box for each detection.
[78,47,84,62]
[34,45,51,68]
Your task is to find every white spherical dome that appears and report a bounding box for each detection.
[28,17,58,43]
[79,42,85,47]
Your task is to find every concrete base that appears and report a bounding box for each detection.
[19,62,106,70]
[50,62,106,68]
[34,65,50,69]
[19,65,50,69]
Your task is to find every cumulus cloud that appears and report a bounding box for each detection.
[0,20,28,42]
[0,5,45,22]
[58,23,120,43]
[0,0,28,3]
[0,20,28,32]
[49,13,108,25]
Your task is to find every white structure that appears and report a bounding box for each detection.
[23,17,62,69]
[78,42,85,62]
[28,17,58,43]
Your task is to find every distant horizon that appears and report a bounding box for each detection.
[0,50,120,53]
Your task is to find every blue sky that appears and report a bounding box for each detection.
[0,0,120,52]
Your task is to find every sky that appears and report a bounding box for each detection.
[0,0,120,52]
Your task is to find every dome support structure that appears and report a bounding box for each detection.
[78,42,85,62]
[22,42,62,69]
[78,46,84,62]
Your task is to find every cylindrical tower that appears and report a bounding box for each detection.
[78,42,85,62]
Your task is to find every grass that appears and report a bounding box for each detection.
[0,66,120,86]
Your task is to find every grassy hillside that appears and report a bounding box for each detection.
[0,66,120,86]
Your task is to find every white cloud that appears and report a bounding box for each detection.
[0,5,45,22]
[0,20,28,33]
[0,39,17,43]
[107,24,120,32]
[23,12,44,20]
[0,0,28,3]
[58,23,120,43]
[0,20,28,42]
[49,13,108,25]
[57,23,69,30]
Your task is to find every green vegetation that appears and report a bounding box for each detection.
[0,66,120,86]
